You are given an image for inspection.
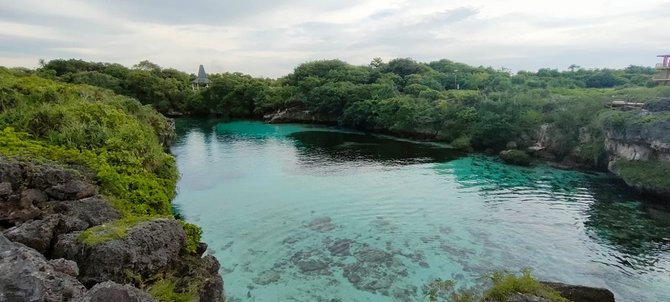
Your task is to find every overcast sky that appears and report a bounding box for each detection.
[1,0,668,78]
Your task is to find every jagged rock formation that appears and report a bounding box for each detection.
[542,282,615,302]
[52,219,186,286]
[604,116,670,163]
[0,159,223,301]
[76,281,157,302]
[0,233,86,302]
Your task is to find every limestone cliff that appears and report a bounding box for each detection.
[604,115,670,163]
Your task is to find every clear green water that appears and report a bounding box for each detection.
[172,119,670,302]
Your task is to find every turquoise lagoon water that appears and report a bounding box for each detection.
[171,119,670,302]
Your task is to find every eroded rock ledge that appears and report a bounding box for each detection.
[0,159,223,302]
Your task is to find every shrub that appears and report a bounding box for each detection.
[450,136,472,150]
[499,149,532,166]
[0,69,178,217]
[180,222,203,254]
[484,269,568,302]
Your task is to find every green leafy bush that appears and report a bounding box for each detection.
[499,149,532,166]
[484,269,568,302]
[427,269,568,302]
[180,221,203,254]
[0,68,177,217]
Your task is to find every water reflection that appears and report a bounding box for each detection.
[585,180,670,259]
[172,119,670,301]
[444,156,670,271]
[289,131,463,165]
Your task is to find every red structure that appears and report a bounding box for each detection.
[654,55,670,83]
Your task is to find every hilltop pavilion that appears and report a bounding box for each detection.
[192,65,210,90]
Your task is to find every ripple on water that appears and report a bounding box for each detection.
[172,120,670,302]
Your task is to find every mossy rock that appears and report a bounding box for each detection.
[499,149,532,166]
[610,160,670,198]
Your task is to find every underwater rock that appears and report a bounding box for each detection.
[354,246,392,263]
[282,234,304,245]
[254,270,281,285]
[307,216,336,232]
[441,243,472,258]
[291,250,332,275]
[343,245,408,294]
[297,259,329,274]
[327,239,352,256]
[343,262,394,293]
[420,235,440,243]
[439,226,453,235]
[220,240,234,251]
[392,286,418,302]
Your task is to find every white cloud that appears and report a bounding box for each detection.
[0,0,667,77]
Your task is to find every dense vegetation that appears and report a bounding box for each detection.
[33,58,670,169]
[0,67,177,216]
[0,66,208,299]
[7,58,670,200]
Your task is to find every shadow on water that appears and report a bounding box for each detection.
[584,177,670,262]
[174,117,222,138]
[444,156,670,270]
[288,130,464,165]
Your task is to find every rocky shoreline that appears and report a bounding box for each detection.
[263,104,670,202]
[0,158,223,301]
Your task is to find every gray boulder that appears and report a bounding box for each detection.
[0,233,86,302]
[25,164,77,190]
[0,182,11,197]
[0,160,23,189]
[75,281,156,302]
[52,219,186,286]
[542,282,615,302]
[49,258,80,277]
[22,188,48,204]
[45,180,98,201]
[3,216,59,253]
[3,214,88,254]
[0,201,41,225]
[52,196,121,226]
[198,257,224,302]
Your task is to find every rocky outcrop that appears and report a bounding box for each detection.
[0,233,87,302]
[76,281,157,302]
[0,158,224,301]
[52,219,186,286]
[479,282,615,302]
[50,196,122,226]
[264,107,336,124]
[542,282,615,302]
[604,113,670,163]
